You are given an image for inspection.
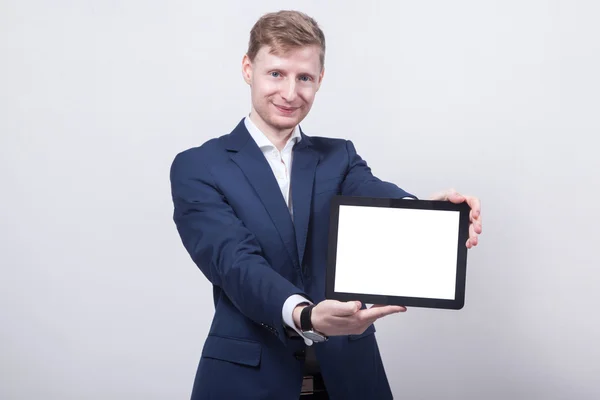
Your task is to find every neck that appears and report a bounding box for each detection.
[249,111,294,152]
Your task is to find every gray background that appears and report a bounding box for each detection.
[1,0,599,399]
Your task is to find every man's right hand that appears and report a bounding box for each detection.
[293,300,406,337]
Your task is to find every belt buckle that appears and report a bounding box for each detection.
[301,375,314,395]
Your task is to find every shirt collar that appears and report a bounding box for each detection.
[244,115,302,151]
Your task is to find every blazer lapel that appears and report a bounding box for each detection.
[291,133,319,268]
[226,120,300,270]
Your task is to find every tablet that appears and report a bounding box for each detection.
[326,196,471,310]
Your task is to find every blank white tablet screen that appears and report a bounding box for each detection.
[334,205,460,300]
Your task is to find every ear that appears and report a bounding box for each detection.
[242,54,253,85]
[316,67,325,92]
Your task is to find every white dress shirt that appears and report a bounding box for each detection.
[244,116,315,345]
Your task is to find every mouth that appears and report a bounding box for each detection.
[273,104,299,115]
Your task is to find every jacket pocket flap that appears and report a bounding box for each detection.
[202,335,262,367]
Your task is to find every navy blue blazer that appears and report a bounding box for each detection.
[170,119,415,399]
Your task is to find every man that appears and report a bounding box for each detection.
[170,10,482,400]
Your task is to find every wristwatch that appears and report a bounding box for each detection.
[300,305,328,342]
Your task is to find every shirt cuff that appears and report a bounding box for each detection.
[282,294,314,346]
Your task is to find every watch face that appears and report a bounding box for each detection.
[304,330,327,342]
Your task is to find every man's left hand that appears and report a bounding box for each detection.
[431,189,482,249]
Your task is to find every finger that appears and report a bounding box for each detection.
[476,213,482,233]
[475,221,482,234]
[470,211,483,234]
[466,238,472,249]
[467,228,478,247]
[469,222,477,240]
[357,305,406,321]
[369,304,407,312]
[330,300,362,317]
[466,196,481,218]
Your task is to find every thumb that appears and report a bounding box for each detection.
[330,300,362,316]
[431,188,464,202]
[446,191,465,203]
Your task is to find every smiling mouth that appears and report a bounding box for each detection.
[274,104,298,113]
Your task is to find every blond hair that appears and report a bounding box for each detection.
[247,10,326,68]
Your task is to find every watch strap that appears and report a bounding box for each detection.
[300,304,315,331]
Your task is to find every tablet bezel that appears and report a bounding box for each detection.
[326,195,471,310]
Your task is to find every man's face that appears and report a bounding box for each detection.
[242,45,324,135]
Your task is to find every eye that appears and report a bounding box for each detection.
[299,75,312,82]
[270,71,280,78]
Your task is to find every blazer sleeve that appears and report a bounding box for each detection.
[170,150,305,343]
[340,140,418,199]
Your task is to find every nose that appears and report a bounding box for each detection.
[281,78,297,103]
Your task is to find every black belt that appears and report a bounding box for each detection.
[293,345,321,375]
[300,373,327,396]
[293,346,327,397]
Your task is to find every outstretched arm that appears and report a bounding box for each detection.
[170,150,307,343]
